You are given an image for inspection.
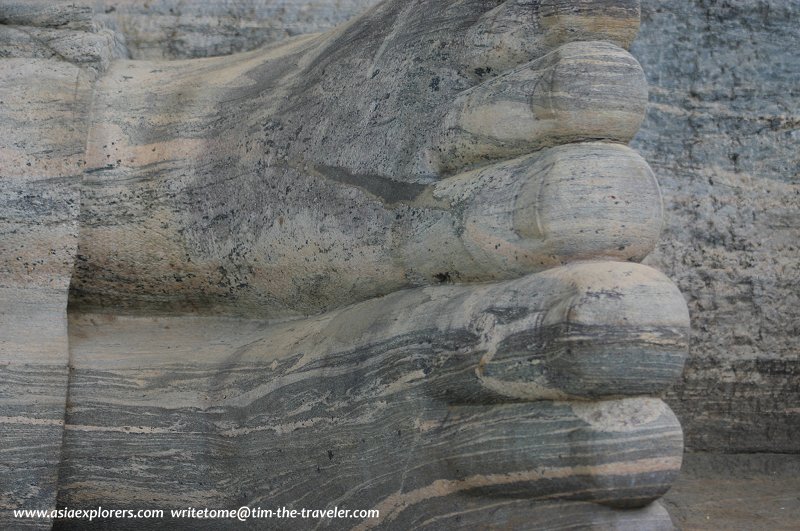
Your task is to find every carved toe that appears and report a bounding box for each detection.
[437,41,647,174]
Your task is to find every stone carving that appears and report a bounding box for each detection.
[50,0,800,457]
[1,1,691,528]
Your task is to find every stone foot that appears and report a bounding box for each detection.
[0,0,689,529]
[60,261,688,528]
[71,0,654,318]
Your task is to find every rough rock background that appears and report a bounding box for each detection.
[632,0,799,453]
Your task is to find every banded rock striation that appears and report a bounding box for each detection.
[73,0,800,457]
[0,1,694,529]
[0,7,126,526]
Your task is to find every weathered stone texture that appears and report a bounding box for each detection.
[663,453,800,530]
[1,2,693,528]
[68,3,656,319]
[0,4,127,525]
[631,0,800,453]
[84,0,800,453]
[0,57,86,527]
[94,0,377,60]
[57,300,683,529]
[1,0,796,528]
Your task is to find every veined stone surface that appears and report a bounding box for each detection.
[0,17,128,525]
[0,51,93,527]
[69,4,653,317]
[0,1,697,529]
[96,0,378,60]
[58,298,683,529]
[74,0,799,455]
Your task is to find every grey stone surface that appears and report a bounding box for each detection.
[69,34,656,317]
[55,300,684,529]
[663,453,800,530]
[0,1,693,528]
[95,0,377,60]
[76,0,799,453]
[7,0,796,527]
[0,22,108,523]
[631,0,800,453]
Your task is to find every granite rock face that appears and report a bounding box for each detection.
[63,0,648,318]
[59,272,685,529]
[86,0,374,60]
[0,5,127,524]
[631,0,800,453]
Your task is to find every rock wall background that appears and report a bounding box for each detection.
[632,0,799,453]
[4,0,797,454]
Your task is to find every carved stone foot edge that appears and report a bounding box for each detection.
[59,261,688,530]
[0,2,127,526]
